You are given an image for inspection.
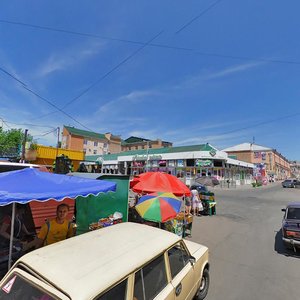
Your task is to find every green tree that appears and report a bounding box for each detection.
[0,128,33,158]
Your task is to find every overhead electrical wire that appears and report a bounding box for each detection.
[218,112,300,136]
[0,31,163,125]
[0,118,55,129]
[1,19,300,66]
[32,31,164,121]
[175,0,224,34]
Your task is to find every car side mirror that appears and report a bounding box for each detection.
[189,256,196,266]
[281,208,286,212]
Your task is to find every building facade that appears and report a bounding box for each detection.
[62,126,122,155]
[223,143,291,180]
[85,143,254,186]
[121,136,172,152]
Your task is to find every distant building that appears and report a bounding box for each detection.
[62,126,121,155]
[84,143,255,186]
[290,161,300,179]
[121,136,172,152]
[223,142,291,180]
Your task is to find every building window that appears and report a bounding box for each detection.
[94,141,98,147]
[129,147,131,150]
[135,146,138,150]
[149,144,152,148]
[84,139,88,145]
[142,145,145,149]
[93,150,97,154]
[103,143,108,148]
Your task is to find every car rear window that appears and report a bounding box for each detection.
[287,207,300,219]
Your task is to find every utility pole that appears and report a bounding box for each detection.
[146,141,150,172]
[21,129,28,163]
[56,127,60,158]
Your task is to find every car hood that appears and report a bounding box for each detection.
[184,240,208,257]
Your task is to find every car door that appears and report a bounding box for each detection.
[167,242,195,300]
[133,254,174,300]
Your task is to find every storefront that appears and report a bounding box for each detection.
[84,144,254,186]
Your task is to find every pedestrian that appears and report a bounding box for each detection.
[184,196,192,215]
[191,188,203,216]
[0,204,32,248]
[24,203,74,250]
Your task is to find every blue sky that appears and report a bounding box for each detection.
[1,1,300,159]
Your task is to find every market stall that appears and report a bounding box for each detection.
[0,168,117,271]
[69,174,130,235]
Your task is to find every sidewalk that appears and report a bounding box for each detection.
[211,181,281,191]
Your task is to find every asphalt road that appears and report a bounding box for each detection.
[190,183,300,300]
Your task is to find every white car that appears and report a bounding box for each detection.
[0,222,209,300]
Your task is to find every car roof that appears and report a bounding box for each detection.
[18,222,181,299]
[287,202,300,208]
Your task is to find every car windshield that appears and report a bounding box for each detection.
[0,274,55,300]
[286,207,300,220]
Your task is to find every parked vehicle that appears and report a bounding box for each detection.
[281,202,300,251]
[282,179,299,188]
[190,183,209,193]
[0,222,210,300]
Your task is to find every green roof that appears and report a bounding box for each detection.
[85,144,216,162]
[64,126,106,140]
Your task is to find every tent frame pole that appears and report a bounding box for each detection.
[8,203,16,269]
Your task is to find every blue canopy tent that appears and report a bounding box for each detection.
[0,168,116,269]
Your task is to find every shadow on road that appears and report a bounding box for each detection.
[274,229,300,258]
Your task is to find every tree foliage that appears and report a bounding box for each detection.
[0,128,33,158]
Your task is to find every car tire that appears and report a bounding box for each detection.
[194,268,209,300]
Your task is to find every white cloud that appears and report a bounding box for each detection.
[203,62,264,80]
[98,89,159,113]
[36,41,106,77]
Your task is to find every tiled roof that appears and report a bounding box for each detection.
[64,126,106,140]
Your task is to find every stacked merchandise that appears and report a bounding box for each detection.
[89,212,123,231]
[199,192,216,215]
[164,212,193,237]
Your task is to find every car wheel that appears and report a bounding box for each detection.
[194,268,209,300]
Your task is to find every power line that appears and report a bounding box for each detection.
[0,65,94,130]
[175,0,224,34]
[2,19,300,66]
[63,31,163,108]
[0,118,55,129]
[0,66,27,86]
[32,31,164,121]
[219,112,300,136]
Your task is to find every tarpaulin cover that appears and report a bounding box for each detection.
[0,168,116,206]
[75,175,129,235]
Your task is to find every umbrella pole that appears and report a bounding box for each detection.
[8,203,16,269]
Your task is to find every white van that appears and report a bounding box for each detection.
[0,222,209,300]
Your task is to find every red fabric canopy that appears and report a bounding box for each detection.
[131,172,191,197]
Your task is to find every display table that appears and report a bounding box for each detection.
[164,213,193,237]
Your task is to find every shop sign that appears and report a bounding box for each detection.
[209,149,216,157]
[133,154,162,161]
[196,159,212,167]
